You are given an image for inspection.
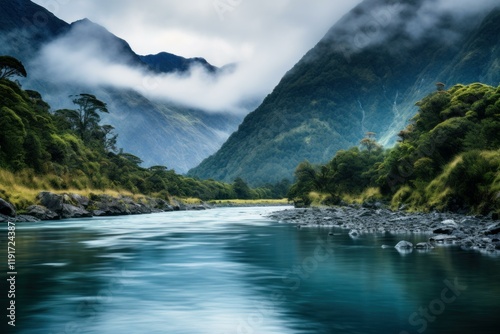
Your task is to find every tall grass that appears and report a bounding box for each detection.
[0,168,135,210]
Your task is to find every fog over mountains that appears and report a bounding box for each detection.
[2,0,499,181]
[0,0,244,173]
[189,0,500,185]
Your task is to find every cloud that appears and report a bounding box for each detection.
[29,0,498,114]
[29,21,295,114]
[328,0,499,59]
[29,0,362,114]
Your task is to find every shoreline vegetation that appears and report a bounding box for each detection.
[1,56,499,225]
[0,190,291,223]
[287,83,500,217]
[0,56,289,218]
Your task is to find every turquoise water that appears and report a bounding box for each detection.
[2,207,499,333]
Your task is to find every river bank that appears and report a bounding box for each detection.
[268,206,500,254]
[0,191,212,223]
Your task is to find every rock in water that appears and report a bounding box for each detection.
[349,229,360,238]
[415,242,434,250]
[429,235,458,243]
[395,241,413,250]
[433,227,455,235]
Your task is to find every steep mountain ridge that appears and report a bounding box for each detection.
[0,0,240,173]
[189,0,500,186]
[140,52,218,74]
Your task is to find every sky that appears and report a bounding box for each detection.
[29,0,362,113]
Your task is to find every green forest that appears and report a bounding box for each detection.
[0,56,286,209]
[288,83,500,214]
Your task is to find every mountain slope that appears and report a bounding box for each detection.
[140,52,218,74]
[0,0,240,173]
[189,0,500,186]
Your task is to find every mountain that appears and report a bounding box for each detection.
[140,52,218,74]
[189,0,500,186]
[0,0,241,173]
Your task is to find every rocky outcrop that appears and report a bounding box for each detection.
[61,204,92,219]
[3,191,212,223]
[0,198,16,217]
[37,192,64,213]
[26,205,59,220]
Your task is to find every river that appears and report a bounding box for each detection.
[2,206,499,334]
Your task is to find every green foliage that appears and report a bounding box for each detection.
[0,55,27,80]
[0,106,26,169]
[0,67,279,201]
[289,83,500,213]
[445,151,499,213]
[288,145,385,205]
[233,177,252,199]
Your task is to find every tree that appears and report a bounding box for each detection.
[55,94,112,150]
[233,177,252,199]
[100,124,118,152]
[360,132,382,152]
[64,94,109,141]
[0,56,27,80]
[436,82,446,92]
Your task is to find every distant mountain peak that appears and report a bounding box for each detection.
[139,52,218,75]
[189,1,500,186]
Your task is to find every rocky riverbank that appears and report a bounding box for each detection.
[268,206,500,254]
[0,192,212,222]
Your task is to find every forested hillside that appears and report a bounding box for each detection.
[288,83,500,214]
[189,0,500,186]
[0,0,241,173]
[0,58,282,209]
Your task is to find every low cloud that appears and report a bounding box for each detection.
[330,0,499,58]
[31,25,284,114]
[29,0,362,114]
[29,0,498,114]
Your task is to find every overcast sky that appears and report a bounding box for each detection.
[31,0,361,66]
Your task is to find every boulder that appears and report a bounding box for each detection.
[38,192,63,213]
[61,204,92,219]
[433,227,455,235]
[127,203,152,215]
[415,242,434,250]
[348,229,360,238]
[15,215,40,223]
[441,219,458,228]
[460,218,477,225]
[485,223,500,236]
[0,198,16,217]
[395,241,413,254]
[429,235,458,243]
[26,205,60,220]
[395,241,413,250]
[93,195,130,216]
[69,194,90,208]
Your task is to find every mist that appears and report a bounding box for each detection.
[28,0,362,114]
[330,0,499,59]
[28,0,499,115]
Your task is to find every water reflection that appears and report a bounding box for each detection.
[1,207,499,334]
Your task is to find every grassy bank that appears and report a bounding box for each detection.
[208,198,291,206]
